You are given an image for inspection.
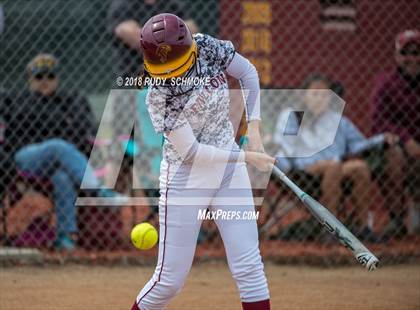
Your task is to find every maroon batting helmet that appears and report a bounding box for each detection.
[140,13,197,78]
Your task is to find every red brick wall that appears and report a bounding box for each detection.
[220,0,420,133]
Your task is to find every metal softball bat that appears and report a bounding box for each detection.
[272,165,379,271]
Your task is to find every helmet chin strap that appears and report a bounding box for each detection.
[163,54,201,96]
[183,59,200,79]
[175,51,199,79]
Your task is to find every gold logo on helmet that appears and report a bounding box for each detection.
[156,44,172,63]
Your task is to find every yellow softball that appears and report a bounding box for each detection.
[130,223,158,250]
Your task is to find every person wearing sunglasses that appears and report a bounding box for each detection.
[15,53,96,156]
[3,54,125,251]
[27,55,59,97]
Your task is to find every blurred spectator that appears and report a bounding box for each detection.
[274,74,392,240]
[0,91,13,201]
[7,54,96,156]
[371,29,420,238]
[2,54,123,250]
[108,0,198,81]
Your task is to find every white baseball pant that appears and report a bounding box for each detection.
[134,160,270,310]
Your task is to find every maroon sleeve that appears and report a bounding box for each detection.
[371,79,411,142]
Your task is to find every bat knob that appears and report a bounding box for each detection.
[356,252,379,271]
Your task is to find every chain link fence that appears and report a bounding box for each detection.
[0,0,419,265]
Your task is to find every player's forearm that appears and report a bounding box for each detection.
[166,124,245,165]
[247,120,265,152]
[187,143,274,172]
[190,142,245,164]
[115,20,142,50]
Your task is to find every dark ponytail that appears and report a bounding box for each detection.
[137,66,150,90]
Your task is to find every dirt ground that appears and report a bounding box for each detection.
[0,263,419,310]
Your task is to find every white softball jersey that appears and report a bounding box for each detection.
[135,34,270,310]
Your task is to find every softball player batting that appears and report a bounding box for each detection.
[131,13,274,310]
